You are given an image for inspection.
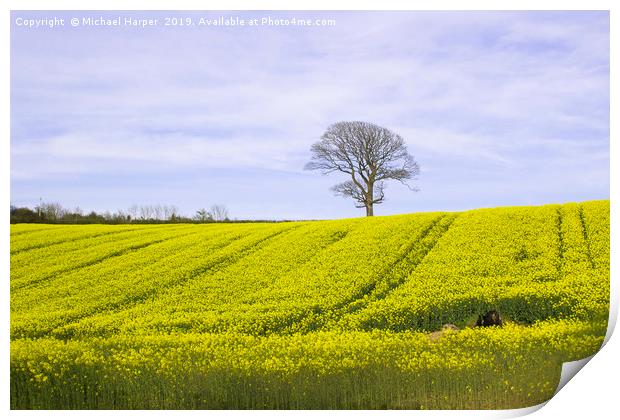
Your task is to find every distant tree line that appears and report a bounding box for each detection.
[10,202,234,224]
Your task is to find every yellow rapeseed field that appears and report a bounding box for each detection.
[10,200,609,409]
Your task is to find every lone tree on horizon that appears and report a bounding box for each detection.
[304,121,419,216]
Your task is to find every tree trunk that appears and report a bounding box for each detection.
[366,183,374,217]
[366,204,374,216]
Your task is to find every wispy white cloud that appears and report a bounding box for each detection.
[10,11,609,218]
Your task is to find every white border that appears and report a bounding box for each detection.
[3,1,616,419]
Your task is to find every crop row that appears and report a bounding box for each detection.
[11,202,609,339]
[342,202,609,332]
[45,213,443,337]
[11,224,199,290]
[10,224,158,254]
[9,200,610,409]
[11,222,301,339]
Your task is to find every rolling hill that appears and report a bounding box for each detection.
[10,200,610,409]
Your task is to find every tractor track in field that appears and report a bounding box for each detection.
[10,227,62,237]
[555,207,566,277]
[355,214,457,301]
[578,205,596,270]
[11,229,208,293]
[11,229,265,339]
[10,226,161,255]
[47,223,357,339]
[11,224,197,259]
[282,213,459,334]
[35,224,304,340]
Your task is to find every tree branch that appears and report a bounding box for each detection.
[305,121,420,215]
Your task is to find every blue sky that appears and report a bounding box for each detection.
[10,11,609,219]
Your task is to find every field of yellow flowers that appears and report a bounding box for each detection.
[10,201,609,409]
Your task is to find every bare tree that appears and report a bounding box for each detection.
[115,209,129,222]
[209,204,229,222]
[162,205,178,220]
[128,205,139,220]
[39,202,66,221]
[194,208,212,222]
[304,121,419,216]
[153,205,164,220]
[139,205,153,220]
